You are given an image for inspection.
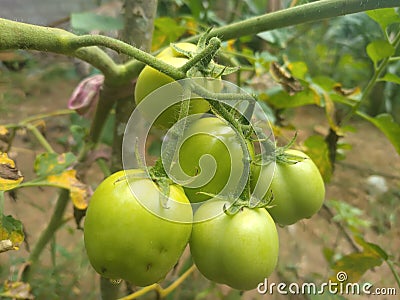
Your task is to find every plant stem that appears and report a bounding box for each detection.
[386,260,400,291]
[179,37,221,74]
[26,124,55,153]
[68,35,185,80]
[186,0,400,42]
[0,18,121,79]
[343,30,400,123]
[117,265,196,300]
[22,189,70,282]
[0,191,4,219]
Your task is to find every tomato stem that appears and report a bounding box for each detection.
[178,37,221,74]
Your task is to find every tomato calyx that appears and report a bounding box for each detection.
[223,191,274,216]
[253,132,306,167]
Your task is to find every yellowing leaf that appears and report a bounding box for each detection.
[331,251,382,283]
[0,214,24,252]
[34,152,76,177]
[47,170,88,210]
[303,135,333,183]
[0,152,23,191]
[323,93,341,134]
[0,281,34,299]
[0,126,8,136]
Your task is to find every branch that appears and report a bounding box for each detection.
[0,18,121,79]
[185,0,400,42]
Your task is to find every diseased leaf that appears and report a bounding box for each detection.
[34,152,76,177]
[0,126,8,136]
[270,61,303,95]
[331,252,383,283]
[354,235,389,261]
[322,93,341,133]
[366,40,395,67]
[0,280,34,299]
[358,113,400,154]
[0,214,24,252]
[303,135,332,183]
[331,236,388,283]
[366,8,400,31]
[0,153,23,191]
[47,170,88,210]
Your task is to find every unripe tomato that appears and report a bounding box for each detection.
[251,149,325,226]
[190,200,279,290]
[134,56,210,128]
[156,42,198,58]
[168,116,250,203]
[83,170,192,286]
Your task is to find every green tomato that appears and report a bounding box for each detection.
[190,200,279,290]
[134,56,210,128]
[83,170,192,286]
[156,42,198,58]
[168,116,250,203]
[251,149,325,226]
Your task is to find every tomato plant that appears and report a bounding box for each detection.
[83,170,192,286]
[252,149,325,226]
[1,1,400,299]
[189,200,279,291]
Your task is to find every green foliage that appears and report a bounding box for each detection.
[71,12,124,33]
[366,40,395,68]
[327,199,371,232]
[358,112,400,154]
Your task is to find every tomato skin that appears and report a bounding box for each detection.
[169,116,249,203]
[83,170,192,286]
[156,42,198,58]
[189,200,279,290]
[134,56,210,128]
[252,149,325,226]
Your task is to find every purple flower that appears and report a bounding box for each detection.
[68,75,104,118]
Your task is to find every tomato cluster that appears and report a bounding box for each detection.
[83,42,325,291]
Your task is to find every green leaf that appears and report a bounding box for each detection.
[261,86,319,109]
[357,113,400,154]
[366,8,400,31]
[366,40,395,67]
[380,72,400,84]
[327,199,371,231]
[34,152,76,177]
[303,135,332,183]
[153,17,187,49]
[71,12,123,32]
